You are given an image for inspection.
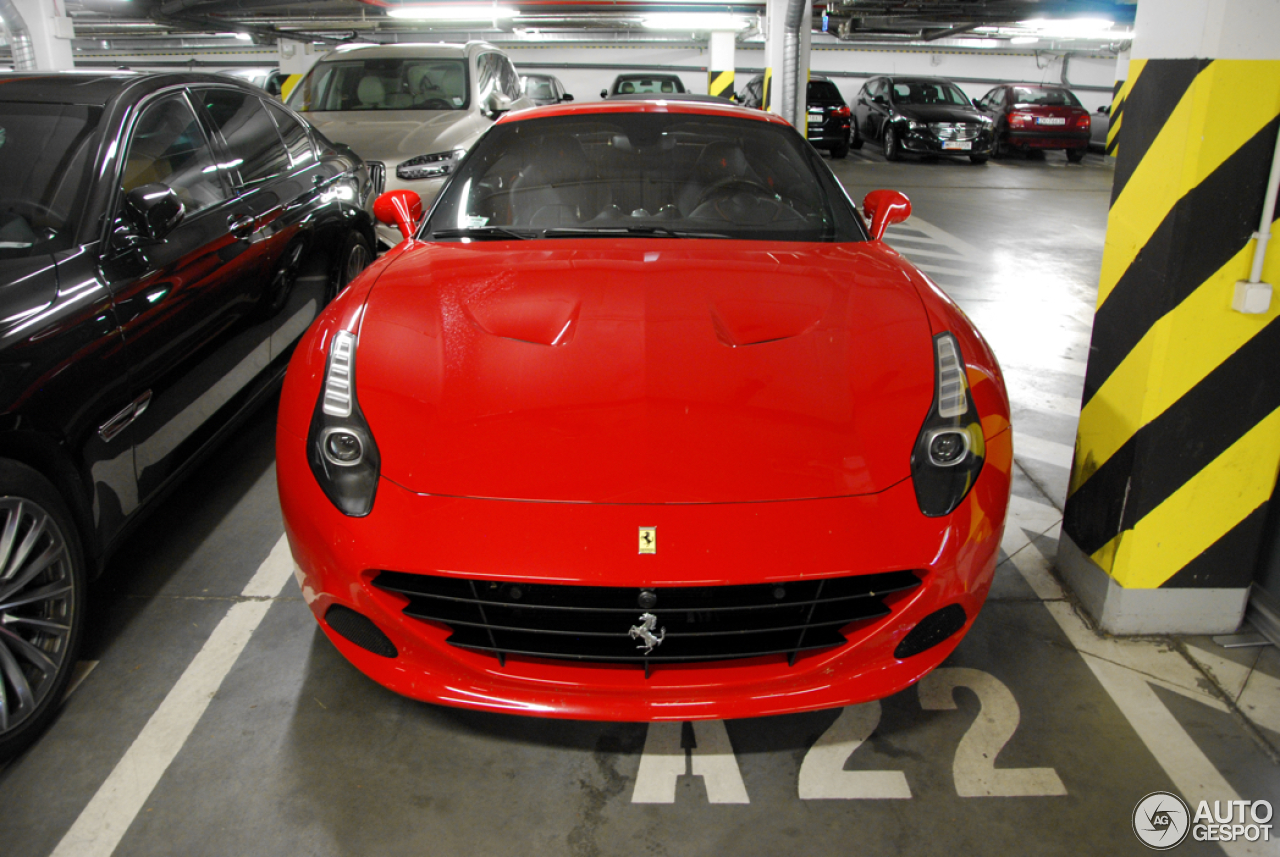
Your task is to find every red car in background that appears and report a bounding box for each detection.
[976,84,1091,162]
[277,98,1012,721]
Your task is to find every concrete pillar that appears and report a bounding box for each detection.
[762,0,812,128]
[1057,0,1280,633]
[278,39,324,100]
[10,0,73,70]
[707,30,735,100]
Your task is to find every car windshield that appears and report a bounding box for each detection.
[614,76,683,95]
[427,112,860,243]
[0,101,100,259]
[1011,87,1081,107]
[891,81,972,106]
[287,58,469,112]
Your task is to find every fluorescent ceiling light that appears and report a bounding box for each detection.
[1009,36,1039,45]
[387,5,516,20]
[1019,17,1119,39]
[642,13,750,31]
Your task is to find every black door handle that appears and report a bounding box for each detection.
[228,214,256,239]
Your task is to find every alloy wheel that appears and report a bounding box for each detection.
[0,497,76,737]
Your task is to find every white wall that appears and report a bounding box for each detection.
[503,43,1122,113]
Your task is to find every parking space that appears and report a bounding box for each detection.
[1,146,1277,857]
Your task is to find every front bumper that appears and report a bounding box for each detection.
[900,128,993,157]
[278,426,1012,721]
[1006,129,1090,150]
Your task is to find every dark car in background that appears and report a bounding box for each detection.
[601,73,686,98]
[521,72,573,106]
[976,84,1091,162]
[852,76,993,164]
[0,71,375,759]
[739,74,852,158]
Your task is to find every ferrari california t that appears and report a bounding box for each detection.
[277,98,1013,721]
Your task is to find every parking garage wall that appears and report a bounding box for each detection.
[502,44,1121,111]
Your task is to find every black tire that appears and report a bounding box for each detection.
[970,154,990,165]
[330,230,374,302]
[850,123,864,150]
[0,459,87,761]
[1066,147,1086,163]
[992,134,1011,159]
[831,140,849,159]
[883,125,901,162]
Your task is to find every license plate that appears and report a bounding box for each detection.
[808,115,823,125]
[1036,117,1067,125]
[941,141,972,150]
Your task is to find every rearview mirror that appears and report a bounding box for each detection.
[373,190,424,243]
[862,189,911,241]
[124,183,184,241]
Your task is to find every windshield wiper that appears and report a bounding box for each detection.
[544,226,731,239]
[429,226,533,241]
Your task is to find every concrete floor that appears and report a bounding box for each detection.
[2,146,1278,857]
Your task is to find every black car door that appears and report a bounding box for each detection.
[191,87,332,362]
[863,79,891,140]
[100,89,273,502]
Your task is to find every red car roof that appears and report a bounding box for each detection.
[498,96,794,127]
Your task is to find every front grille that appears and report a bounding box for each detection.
[928,123,980,141]
[374,570,921,670]
[366,161,385,197]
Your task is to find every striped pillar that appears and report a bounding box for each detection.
[1105,50,1130,157]
[1057,1,1280,634]
[708,30,736,99]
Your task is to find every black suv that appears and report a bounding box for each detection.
[738,75,852,158]
[0,71,375,758]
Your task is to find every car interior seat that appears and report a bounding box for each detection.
[676,140,755,215]
[660,81,674,93]
[620,81,635,94]
[509,135,600,227]
[441,65,464,103]
[357,76,385,109]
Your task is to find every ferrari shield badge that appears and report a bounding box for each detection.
[629,613,666,653]
[638,526,656,554]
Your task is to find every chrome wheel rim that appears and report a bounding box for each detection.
[343,241,371,286]
[0,497,75,737]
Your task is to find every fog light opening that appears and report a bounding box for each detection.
[894,604,967,659]
[325,605,398,658]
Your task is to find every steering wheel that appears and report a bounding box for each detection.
[694,177,775,209]
[420,98,452,110]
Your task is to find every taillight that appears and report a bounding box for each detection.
[1075,113,1091,129]
[1008,112,1035,129]
[833,105,851,118]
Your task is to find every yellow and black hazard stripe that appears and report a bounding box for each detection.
[1104,77,1127,156]
[1063,58,1280,590]
[762,68,773,112]
[708,69,734,100]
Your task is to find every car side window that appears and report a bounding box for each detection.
[122,94,227,214]
[194,88,292,187]
[266,102,316,170]
[476,53,499,106]
[497,56,522,101]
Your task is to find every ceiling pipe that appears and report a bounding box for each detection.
[0,0,38,70]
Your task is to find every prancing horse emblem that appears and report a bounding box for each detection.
[629,613,665,653]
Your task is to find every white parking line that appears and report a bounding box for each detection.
[50,536,294,857]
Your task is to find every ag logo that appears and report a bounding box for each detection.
[1133,791,1190,850]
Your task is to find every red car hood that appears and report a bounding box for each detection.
[355,240,935,503]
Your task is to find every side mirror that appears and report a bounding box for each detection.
[600,89,608,99]
[561,93,574,102]
[485,91,513,119]
[1098,105,1111,115]
[124,183,184,241]
[373,190,424,242]
[862,189,911,241]
[872,95,887,106]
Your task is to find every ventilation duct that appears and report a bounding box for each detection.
[779,0,805,131]
[0,0,37,71]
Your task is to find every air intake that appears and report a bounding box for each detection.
[325,605,398,658]
[893,604,967,659]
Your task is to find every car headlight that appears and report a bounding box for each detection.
[910,333,985,517]
[907,120,927,131]
[307,330,380,516]
[396,148,466,181]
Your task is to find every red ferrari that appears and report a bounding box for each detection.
[277,98,1012,720]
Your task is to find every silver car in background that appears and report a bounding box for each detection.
[286,41,533,246]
